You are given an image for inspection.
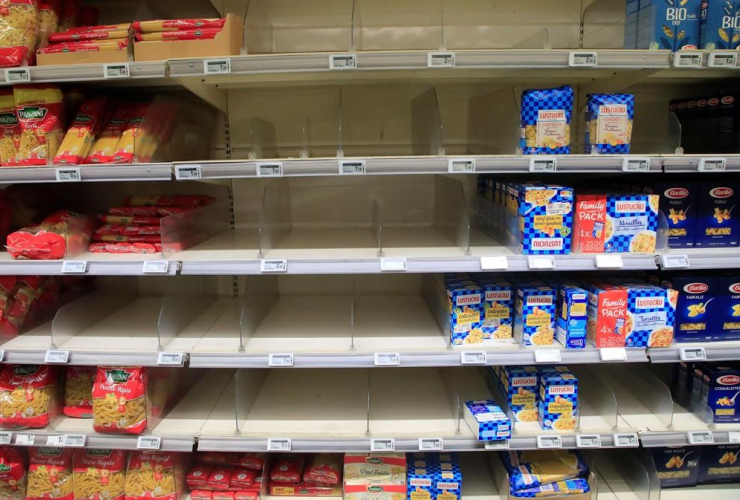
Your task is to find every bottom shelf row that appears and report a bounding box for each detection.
[0,447,736,500]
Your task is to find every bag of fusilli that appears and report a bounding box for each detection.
[0,446,26,500]
[0,0,39,67]
[0,364,56,429]
[27,447,74,500]
[14,84,64,166]
[63,365,94,418]
[125,451,184,500]
[73,449,126,500]
[92,366,148,434]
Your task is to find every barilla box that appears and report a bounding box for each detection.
[556,284,588,349]
[435,466,462,500]
[663,276,718,342]
[502,366,539,422]
[463,400,511,441]
[447,281,484,346]
[538,372,579,431]
[690,363,712,412]
[476,276,514,341]
[625,0,641,48]
[638,0,702,50]
[714,276,740,341]
[696,183,740,247]
[514,284,557,346]
[654,183,698,248]
[625,285,678,348]
[605,194,660,253]
[517,184,574,255]
[700,0,740,49]
[652,447,702,488]
[698,445,740,484]
[573,194,608,253]
[587,284,628,348]
[702,366,740,423]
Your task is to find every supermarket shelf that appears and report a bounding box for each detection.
[657,248,740,270]
[660,484,740,500]
[0,253,179,276]
[0,163,173,184]
[0,61,167,85]
[649,342,740,363]
[0,349,184,367]
[662,155,740,173]
[7,429,194,452]
[640,429,740,448]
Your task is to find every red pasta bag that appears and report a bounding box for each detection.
[109,206,159,217]
[270,456,304,484]
[0,446,27,498]
[0,276,39,337]
[85,105,130,164]
[0,88,20,166]
[0,0,39,68]
[230,468,257,489]
[98,215,160,226]
[135,29,220,41]
[27,447,74,500]
[191,492,212,500]
[125,451,183,500]
[124,195,214,208]
[207,468,232,491]
[302,454,341,486]
[88,242,161,254]
[93,235,161,244]
[121,225,161,236]
[53,95,108,165]
[6,210,92,260]
[92,366,148,434]
[63,365,94,418]
[14,84,64,166]
[0,364,57,429]
[234,493,258,500]
[196,453,232,466]
[232,454,263,471]
[0,276,17,323]
[132,19,225,32]
[94,225,123,236]
[187,465,213,490]
[212,493,233,500]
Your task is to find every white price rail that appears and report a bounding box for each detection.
[371,438,395,451]
[268,353,294,367]
[268,438,292,451]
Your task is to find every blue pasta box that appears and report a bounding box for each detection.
[702,366,740,423]
[435,466,462,500]
[584,94,635,155]
[700,0,740,49]
[714,276,740,340]
[625,0,641,48]
[663,276,717,341]
[698,445,740,484]
[556,284,588,349]
[517,184,574,255]
[463,400,511,441]
[538,372,578,431]
[520,86,573,155]
[625,285,678,348]
[638,0,702,50]
[696,183,740,247]
[407,464,437,500]
[501,366,539,423]
[654,183,698,248]
[604,194,660,253]
[514,284,557,346]
[475,276,514,341]
[447,280,484,346]
[652,447,702,488]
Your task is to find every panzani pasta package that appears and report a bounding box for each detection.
[133,19,225,32]
[54,95,108,165]
[0,364,57,429]
[135,29,220,41]
[0,446,27,500]
[27,447,74,500]
[520,86,573,155]
[13,84,64,166]
[63,365,95,418]
[36,0,61,49]
[92,366,148,434]
[0,89,20,166]
[125,451,184,500]
[111,102,149,164]
[0,0,39,67]
[85,104,130,164]
[73,449,126,500]
[585,94,635,155]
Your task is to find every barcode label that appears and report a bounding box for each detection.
[576,435,602,448]
[371,438,395,451]
[15,434,34,446]
[44,350,69,364]
[480,256,508,270]
[569,51,597,67]
[448,159,475,173]
[688,431,714,445]
[268,438,292,451]
[55,168,81,182]
[529,158,557,172]
[660,254,690,269]
[6,68,30,83]
[261,259,287,273]
[461,351,487,365]
[204,59,231,74]
[137,436,161,450]
[268,353,294,367]
[600,348,628,361]
[419,438,443,451]
[103,63,130,79]
[257,163,283,177]
[143,261,169,274]
[613,433,639,447]
[708,53,737,68]
[674,52,703,68]
[535,350,562,363]
[339,160,366,175]
[537,435,563,448]
[0,432,12,445]
[528,256,556,269]
[698,158,727,172]
[680,347,706,361]
[622,158,651,172]
[595,254,624,269]
[428,52,455,67]
[374,352,400,366]
[175,165,202,180]
[330,54,357,70]
[61,261,87,274]
[63,434,86,447]
[157,352,184,366]
[380,258,407,272]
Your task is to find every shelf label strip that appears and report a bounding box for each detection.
[175,165,202,180]
[569,51,597,67]
[268,438,292,451]
[0,432,12,445]
[448,159,475,173]
[461,351,487,365]
[339,160,366,175]
[537,435,563,449]
[56,167,81,182]
[104,63,130,79]
[688,431,714,445]
[330,54,357,70]
[157,352,184,366]
[15,434,34,446]
[419,438,443,451]
[45,350,69,364]
[428,52,455,68]
[374,352,400,366]
[680,347,706,361]
[576,434,602,448]
[204,59,231,74]
[371,438,395,451]
[613,433,639,447]
[137,436,162,450]
[535,350,562,363]
[268,353,294,367]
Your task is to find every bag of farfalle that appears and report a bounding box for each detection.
[0,0,39,67]
[0,364,57,429]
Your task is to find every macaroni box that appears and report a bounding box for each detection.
[700,0,740,49]
[502,366,539,423]
[587,284,629,348]
[515,284,557,346]
[714,276,740,340]
[464,400,511,441]
[476,276,514,341]
[585,93,635,155]
[652,446,701,488]
[654,183,698,248]
[556,284,588,349]
[517,184,574,255]
[625,285,678,348]
[664,276,717,342]
[695,183,740,247]
[702,366,740,423]
[638,0,702,50]
[605,194,660,253]
[538,372,578,431]
[698,445,740,484]
[447,281,484,346]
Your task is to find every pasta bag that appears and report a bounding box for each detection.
[27,447,74,500]
[0,364,57,429]
[0,89,20,166]
[125,451,184,500]
[111,102,149,164]
[85,105,129,164]
[0,0,39,67]
[37,0,61,48]
[63,366,95,418]
[54,95,108,165]
[73,449,126,500]
[14,84,64,166]
[0,446,27,500]
[92,366,148,434]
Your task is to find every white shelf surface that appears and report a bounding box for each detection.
[0,252,178,276]
[0,163,173,184]
[661,484,740,500]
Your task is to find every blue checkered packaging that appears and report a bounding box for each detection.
[475,276,514,341]
[511,478,590,498]
[502,366,539,422]
[604,194,660,253]
[517,185,574,255]
[520,86,573,155]
[435,467,462,500]
[407,463,439,500]
[447,282,484,346]
[463,400,511,441]
[514,285,557,346]
[625,285,677,348]
[556,285,588,349]
[585,94,635,155]
[538,372,579,431]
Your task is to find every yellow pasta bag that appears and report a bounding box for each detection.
[54,96,108,165]
[0,446,26,500]
[125,451,184,500]
[73,449,126,500]
[14,84,64,166]
[93,367,148,434]
[0,364,57,429]
[111,102,148,164]
[27,447,74,500]
[0,88,20,166]
[0,0,39,67]
[63,365,95,418]
[85,104,129,164]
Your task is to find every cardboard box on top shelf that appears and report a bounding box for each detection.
[134,13,243,62]
[37,37,132,66]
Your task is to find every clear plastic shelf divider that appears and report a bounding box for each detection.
[157,276,218,350]
[512,28,551,50]
[411,87,445,156]
[421,274,452,346]
[235,369,269,435]
[372,200,382,257]
[602,364,674,431]
[580,0,626,49]
[246,118,278,160]
[257,179,292,258]
[433,176,471,255]
[162,200,231,258]
[239,275,279,351]
[573,366,619,431]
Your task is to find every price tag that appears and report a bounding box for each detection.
[595,254,624,269]
[63,434,86,447]
[142,261,169,274]
[419,438,443,451]
[268,353,294,367]
[157,352,184,366]
[204,58,231,74]
[256,162,283,177]
[537,435,563,449]
[708,52,738,68]
[698,157,727,172]
[622,157,651,172]
[569,51,598,67]
[613,433,639,447]
[484,440,509,449]
[529,158,557,173]
[103,63,130,79]
[371,438,395,451]
[55,167,81,182]
[374,352,400,366]
[137,436,162,450]
[0,432,12,445]
[427,52,455,68]
[528,256,555,270]
[329,54,357,70]
[448,159,475,173]
[480,256,508,270]
[680,347,707,361]
[61,261,87,274]
[15,434,35,446]
[688,431,714,445]
[339,160,366,175]
[576,435,602,448]
[461,351,487,365]
[660,254,690,269]
[535,350,562,363]
[44,350,69,364]
[380,258,407,272]
[268,438,292,451]
[5,68,30,83]
[729,432,740,443]
[46,435,65,447]
[175,165,202,180]
[674,52,703,68]
[600,347,628,361]
[261,259,287,273]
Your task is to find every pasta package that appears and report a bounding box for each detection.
[54,96,108,165]
[125,451,183,500]
[38,40,128,53]
[6,209,90,260]
[124,195,215,208]
[73,449,126,500]
[624,284,678,348]
[37,0,61,48]
[14,84,64,166]
[0,446,27,500]
[111,102,149,164]
[85,105,129,164]
[135,29,220,42]
[0,89,20,166]
[520,86,573,155]
[27,447,74,500]
[92,367,148,434]
[133,19,225,32]
[0,364,57,428]
[64,365,95,418]
[88,242,161,254]
[48,28,128,42]
[506,450,588,493]
[585,93,635,155]
[303,454,342,486]
[0,0,39,67]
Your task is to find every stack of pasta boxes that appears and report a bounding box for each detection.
[654,444,740,488]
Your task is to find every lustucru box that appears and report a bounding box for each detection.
[514,284,557,347]
[464,400,511,441]
[587,284,628,348]
[605,194,660,254]
[501,366,539,423]
[556,284,588,349]
[538,372,579,431]
[516,184,574,255]
[625,285,677,348]
[475,276,514,341]
[446,280,484,346]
